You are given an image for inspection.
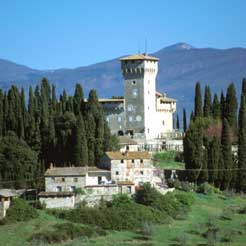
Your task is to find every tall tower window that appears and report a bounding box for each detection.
[118,116,122,122]
[127,104,133,111]
[129,116,133,122]
[132,89,138,97]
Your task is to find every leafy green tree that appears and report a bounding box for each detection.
[0,132,38,189]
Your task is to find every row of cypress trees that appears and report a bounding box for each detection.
[184,79,246,192]
[0,78,117,170]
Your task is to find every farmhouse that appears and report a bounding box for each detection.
[39,150,165,208]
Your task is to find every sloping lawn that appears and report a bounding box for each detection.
[153,151,185,170]
[83,193,246,246]
[0,192,245,246]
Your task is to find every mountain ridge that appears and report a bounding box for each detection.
[0,43,245,115]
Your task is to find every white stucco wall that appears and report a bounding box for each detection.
[0,200,11,219]
[143,60,158,140]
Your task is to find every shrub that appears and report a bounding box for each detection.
[134,183,160,206]
[175,192,195,208]
[167,179,181,189]
[50,199,168,231]
[167,179,196,192]
[110,193,134,207]
[6,198,38,223]
[30,222,106,244]
[174,152,184,162]
[196,183,219,194]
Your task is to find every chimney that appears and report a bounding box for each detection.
[125,149,129,157]
[49,163,54,169]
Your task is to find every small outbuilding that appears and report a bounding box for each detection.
[0,189,19,219]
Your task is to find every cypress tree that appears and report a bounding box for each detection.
[190,111,194,123]
[194,82,203,118]
[0,90,3,136]
[184,123,203,183]
[61,90,67,113]
[176,114,180,130]
[72,114,88,166]
[28,86,35,116]
[95,112,105,164]
[220,91,225,120]
[198,137,208,183]
[86,112,96,165]
[51,84,57,112]
[73,84,84,115]
[242,78,246,98]
[225,83,238,133]
[237,93,246,192]
[183,108,187,132]
[208,137,220,185]
[3,92,9,135]
[203,85,212,117]
[212,93,220,119]
[221,119,233,190]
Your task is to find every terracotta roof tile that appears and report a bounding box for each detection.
[118,136,138,145]
[105,151,151,160]
[120,54,159,61]
[45,166,110,177]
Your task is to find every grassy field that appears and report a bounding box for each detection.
[153,151,185,170]
[0,192,245,246]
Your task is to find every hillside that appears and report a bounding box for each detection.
[0,43,246,114]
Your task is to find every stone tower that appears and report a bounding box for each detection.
[120,54,159,139]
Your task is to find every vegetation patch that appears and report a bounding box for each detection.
[153,151,185,170]
[29,222,106,244]
[5,198,38,223]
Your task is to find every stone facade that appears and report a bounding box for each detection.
[100,151,162,187]
[44,166,111,193]
[99,54,176,140]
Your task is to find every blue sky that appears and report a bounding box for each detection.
[0,0,245,69]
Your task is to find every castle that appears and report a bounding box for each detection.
[99,53,176,140]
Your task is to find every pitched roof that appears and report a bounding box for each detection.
[118,136,138,145]
[120,54,159,61]
[160,96,177,103]
[45,166,110,177]
[0,189,19,198]
[105,151,151,160]
[118,181,135,185]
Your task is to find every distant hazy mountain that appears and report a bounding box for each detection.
[0,43,246,115]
